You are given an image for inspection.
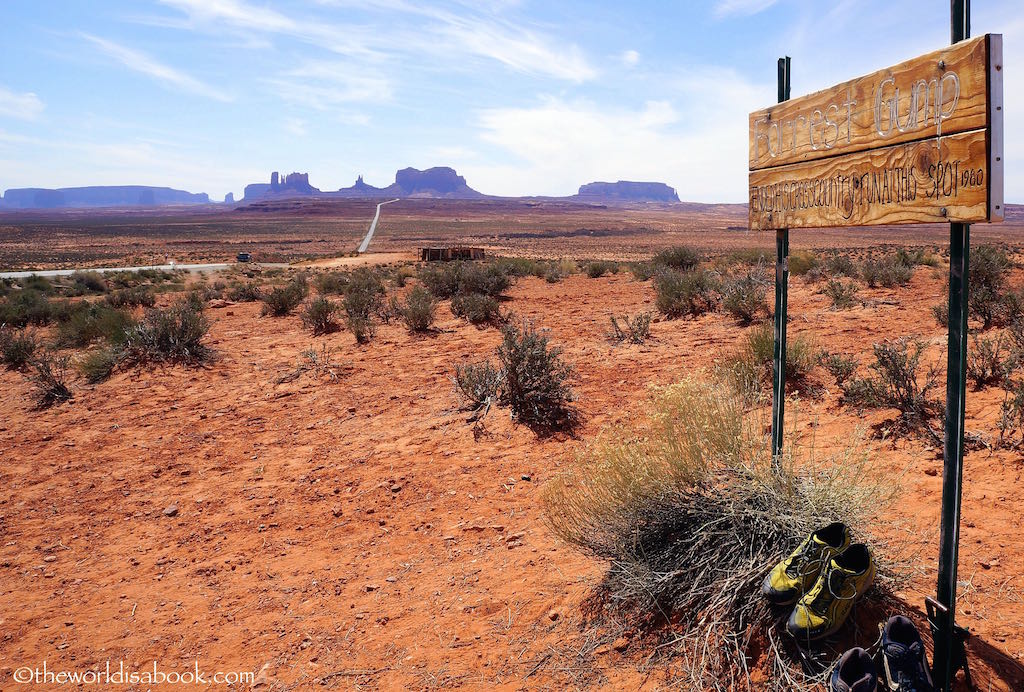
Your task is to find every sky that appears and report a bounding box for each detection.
[0,0,1022,203]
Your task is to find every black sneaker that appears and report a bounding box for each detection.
[879,615,935,691]
[830,647,878,692]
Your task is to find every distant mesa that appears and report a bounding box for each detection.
[574,181,680,203]
[224,192,235,204]
[337,166,484,199]
[243,170,320,201]
[0,185,210,209]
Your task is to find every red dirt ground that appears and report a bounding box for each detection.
[2,259,1023,689]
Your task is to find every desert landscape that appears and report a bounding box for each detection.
[1,199,1024,689]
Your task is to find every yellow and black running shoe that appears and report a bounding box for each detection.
[787,543,875,642]
[761,522,851,606]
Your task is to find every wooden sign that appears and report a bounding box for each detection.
[749,34,1003,230]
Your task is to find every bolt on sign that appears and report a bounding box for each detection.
[748,34,1003,230]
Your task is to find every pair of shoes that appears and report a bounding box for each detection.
[828,616,934,692]
[761,522,876,641]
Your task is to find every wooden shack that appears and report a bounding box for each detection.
[420,246,486,261]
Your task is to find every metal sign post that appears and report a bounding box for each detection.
[770,56,790,468]
[931,4,973,689]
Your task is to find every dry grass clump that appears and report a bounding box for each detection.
[608,313,651,344]
[543,378,895,690]
[719,323,817,403]
[27,352,73,409]
[821,279,860,310]
[453,361,502,418]
[721,270,769,324]
[1,327,38,370]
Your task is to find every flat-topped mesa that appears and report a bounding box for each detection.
[575,180,680,203]
[335,166,484,199]
[244,171,320,200]
[0,185,209,209]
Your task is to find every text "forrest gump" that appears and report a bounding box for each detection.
[752,70,961,160]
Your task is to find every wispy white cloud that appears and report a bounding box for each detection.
[265,61,392,108]
[713,0,779,18]
[284,118,307,137]
[621,50,640,67]
[0,86,44,120]
[82,33,232,102]
[158,0,595,82]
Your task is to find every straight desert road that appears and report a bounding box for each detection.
[357,198,401,253]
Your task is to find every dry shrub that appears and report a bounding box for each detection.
[301,296,341,335]
[343,269,384,343]
[787,251,819,276]
[967,332,1018,389]
[585,260,619,278]
[842,338,941,438]
[497,320,578,433]
[119,303,212,366]
[399,285,437,332]
[79,348,118,384]
[27,352,73,409]
[721,270,768,324]
[820,352,858,386]
[608,313,651,344]
[261,277,308,316]
[653,246,701,271]
[821,279,860,310]
[1,327,38,370]
[720,323,817,403]
[860,257,913,288]
[655,269,719,318]
[451,292,501,325]
[227,282,263,302]
[453,360,502,417]
[543,378,895,690]
[105,286,156,308]
[54,303,135,348]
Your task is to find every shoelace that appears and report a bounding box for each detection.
[808,566,857,614]
[785,539,825,578]
[891,642,928,692]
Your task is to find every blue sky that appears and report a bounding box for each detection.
[1,0,1022,202]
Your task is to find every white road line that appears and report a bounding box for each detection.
[357,199,400,254]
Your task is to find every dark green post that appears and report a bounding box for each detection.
[771,56,791,465]
[933,1,971,689]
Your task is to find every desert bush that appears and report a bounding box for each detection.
[820,352,858,386]
[584,260,618,278]
[1,328,37,370]
[55,304,134,348]
[453,360,503,415]
[822,253,859,278]
[967,333,1017,389]
[418,263,463,298]
[458,263,512,297]
[105,286,156,308]
[932,302,949,327]
[68,271,108,295]
[343,269,385,343]
[723,248,773,266]
[451,292,502,325]
[788,250,819,276]
[491,257,546,278]
[497,320,578,432]
[27,352,73,409]
[655,269,719,318]
[721,272,768,324]
[20,274,54,294]
[227,282,263,302]
[895,247,938,267]
[0,290,56,327]
[400,285,437,332]
[609,313,652,344]
[314,271,350,295]
[301,296,341,336]
[843,339,941,435]
[721,323,817,402]
[998,378,1024,447]
[79,348,119,384]
[652,246,700,271]
[821,278,860,309]
[860,257,913,288]
[629,261,656,281]
[261,276,309,316]
[119,303,211,365]
[543,378,892,689]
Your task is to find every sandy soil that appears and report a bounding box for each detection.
[1,263,1023,689]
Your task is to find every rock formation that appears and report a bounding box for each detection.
[574,181,680,203]
[335,167,483,199]
[0,186,210,209]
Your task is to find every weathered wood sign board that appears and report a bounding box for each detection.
[748,34,1003,230]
